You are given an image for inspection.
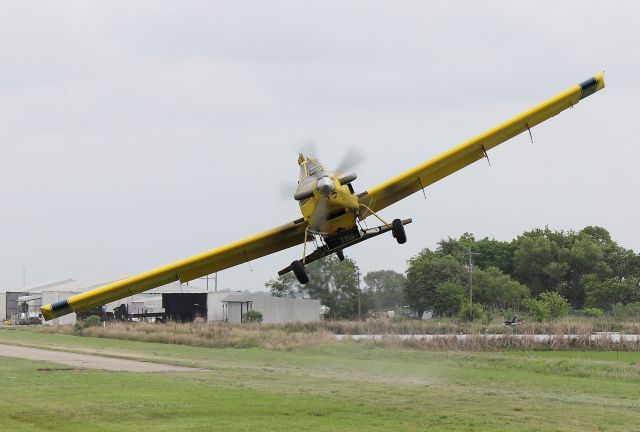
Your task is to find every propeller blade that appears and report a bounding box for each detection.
[336,145,366,173]
[297,139,320,160]
[278,182,299,201]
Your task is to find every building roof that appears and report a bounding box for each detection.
[9,277,211,296]
[0,278,75,293]
[222,294,254,302]
[17,294,42,302]
[37,278,123,293]
[146,281,210,294]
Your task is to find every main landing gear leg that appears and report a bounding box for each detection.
[278,218,412,283]
[359,204,408,244]
[291,226,311,284]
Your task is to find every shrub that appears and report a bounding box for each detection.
[74,315,102,330]
[523,298,550,322]
[482,309,494,326]
[523,292,570,322]
[582,307,604,318]
[242,310,263,323]
[457,300,484,321]
[538,291,569,319]
[611,302,640,320]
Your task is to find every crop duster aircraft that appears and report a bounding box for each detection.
[41,73,605,320]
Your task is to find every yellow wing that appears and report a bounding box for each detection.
[41,219,308,320]
[358,73,605,217]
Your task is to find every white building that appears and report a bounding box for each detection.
[222,293,321,324]
[1,279,74,323]
[3,278,321,325]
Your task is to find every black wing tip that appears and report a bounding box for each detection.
[579,72,605,100]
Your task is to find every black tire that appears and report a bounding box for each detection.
[336,249,345,261]
[392,218,407,244]
[291,260,309,284]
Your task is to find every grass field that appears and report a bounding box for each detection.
[1,327,640,431]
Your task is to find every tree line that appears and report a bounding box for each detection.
[266,226,640,320]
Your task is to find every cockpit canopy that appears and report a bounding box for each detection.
[298,154,327,182]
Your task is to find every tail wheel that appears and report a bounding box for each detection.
[336,249,345,261]
[291,260,309,284]
[392,218,407,244]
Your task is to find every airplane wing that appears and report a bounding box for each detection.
[41,219,308,320]
[358,72,605,218]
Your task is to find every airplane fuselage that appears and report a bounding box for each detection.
[295,155,360,236]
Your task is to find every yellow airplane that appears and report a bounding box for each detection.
[41,72,605,320]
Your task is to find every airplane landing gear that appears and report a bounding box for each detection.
[392,218,407,244]
[278,219,412,280]
[291,260,309,284]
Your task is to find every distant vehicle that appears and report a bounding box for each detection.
[41,73,606,321]
[504,315,525,327]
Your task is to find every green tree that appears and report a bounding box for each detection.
[265,255,361,319]
[473,238,515,275]
[363,270,406,310]
[557,236,611,307]
[266,272,298,298]
[512,234,556,295]
[580,226,612,245]
[584,275,640,310]
[437,234,515,274]
[405,249,465,316]
[473,266,530,310]
[606,246,640,280]
[412,225,640,313]
[543,261,569,287]
[434,281,466,317]
[437,233,476,259]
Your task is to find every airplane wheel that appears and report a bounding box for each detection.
[392,218,406,244]
[336,250,345,261]
[291,260,309,284]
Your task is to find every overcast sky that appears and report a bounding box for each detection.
[1,1,638,291]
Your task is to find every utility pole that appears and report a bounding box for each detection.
[463,248,481,320]
[199,273,218,292]
[22,267,26,287]
[357,269,361,321]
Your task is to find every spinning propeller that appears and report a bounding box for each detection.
[278,142,365,230]
[279,141,365,201]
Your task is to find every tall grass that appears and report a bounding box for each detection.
[39,321,334,351]
[279,316,640,336]
[355,333,640,351]
[37,316,640,351]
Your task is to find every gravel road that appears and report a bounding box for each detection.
[0,344,198,372]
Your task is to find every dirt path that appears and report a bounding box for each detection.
[0,344,199,372]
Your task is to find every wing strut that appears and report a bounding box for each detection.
[481,145,491,166]
[418,177,427,199]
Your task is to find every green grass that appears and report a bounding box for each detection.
[1,327,640,431]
